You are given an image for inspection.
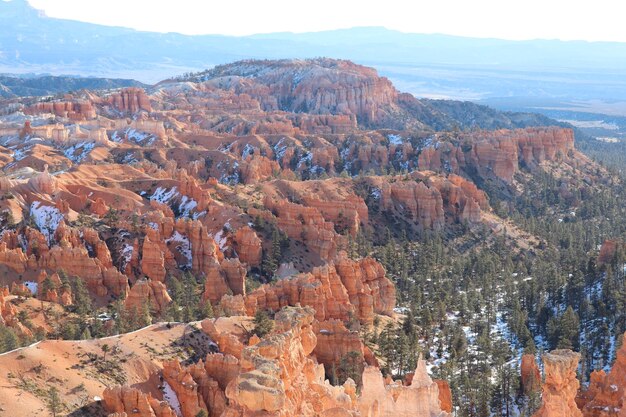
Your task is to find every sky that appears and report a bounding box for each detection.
[23,0,626,42]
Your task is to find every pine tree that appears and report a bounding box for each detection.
[46,386,62,417]
[0,326,19,353]
[252,310,273,337]
[557,306,580,350]
[70,276,92,317]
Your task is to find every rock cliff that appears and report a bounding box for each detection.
[103,306,451,417]
[579,332,626,417]
[533,350,583,417]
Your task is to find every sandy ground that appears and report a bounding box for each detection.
[0,321,199,417]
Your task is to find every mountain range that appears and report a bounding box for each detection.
[3,0,626,102]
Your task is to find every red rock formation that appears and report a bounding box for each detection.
[301,193,368,236]
[222,306,362,417]
[313,319,378,375]
[124,279,172,315]
[358,357,450,417]
[240,154,280,184]
[103,385,176,417]
[1,288,33,338]
[107,87,152,113]
[106,306,451,417]
[0,242,28,273]
[579,332,626,417]
[262,197,339,259]
[162,360,208,417]
[521,354,542,394]
[241,255,394,324]
[141,232,167,282]
[202,258,247,304]
[24,100,96,120]
[533,350,582,417]
[436,380,453,413]
[379,177,445,230]
[418,128,575,184]
[598,239,621,265]
[91,197,108,217]
[201,319,246,360]
[233,226,262,267]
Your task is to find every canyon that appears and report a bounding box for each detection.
[0,58,620,417]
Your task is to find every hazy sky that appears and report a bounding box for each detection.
[24,0,626,42]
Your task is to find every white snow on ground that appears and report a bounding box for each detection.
[241,143,255,159]
[370,188,381,200]
[273,138,287,160]
[217,161,240,185]
[297,152,312,169]
[178,196,198,218]
[30,201,63,244]
[121,152,138,164]
[388,134,404,145]
[212,230,228,251]
[23,281,38,295]
[210,222,231,252]
[192,210,207,220]
[149,187,200,218]
[151,186,179,204]
[125,128,156,146]
[63,141,95,163]
[120,243,134,270]
[12,145,32,161]
[162,381,182,417]
[166,231,192,268]
[418,135,440,150]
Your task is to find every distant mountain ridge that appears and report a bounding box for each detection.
[0,74,146,98]
[2,0,626,102]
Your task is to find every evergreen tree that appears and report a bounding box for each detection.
[252,310,273,338]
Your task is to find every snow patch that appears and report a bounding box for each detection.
[23,281,38,295]
[166,231,192,269]
[30,201,63,245]
[388,134,404,145]
[120,244,134,270]
[150,186,179,204]
[63,141,95,163]
[162,381,182,417]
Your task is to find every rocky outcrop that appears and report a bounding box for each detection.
[107,87,152,113]
[141,233,167,282]
[380,179,444,230]
[521,353,541,395]
[24,100,96,120]
[103,385,176,417]
[369,171,490,230]
[124,279,171,315]
[313,319,378,376]
[0,288,34,338]
[418,127,575,183]
[161,360,208,417]
[241,254,395,324]
[233,226,262,267]
[262,197,339,260]
[240,154,280,184]
[579,332,626,417]
[201,59,410,129]
[436,380,453,413]
[597,239,621,265]
[533,350,583,417]
[357,358,450,417]
[202,258,247,303]
[105,306,451,417]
